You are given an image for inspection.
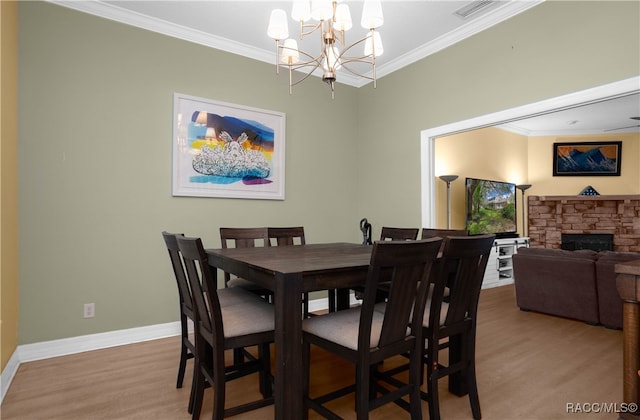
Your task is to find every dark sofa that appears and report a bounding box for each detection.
[512,247,640,329]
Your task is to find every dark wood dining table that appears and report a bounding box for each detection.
[206,242,372,420]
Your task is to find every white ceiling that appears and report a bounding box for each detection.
[52,0,640,135]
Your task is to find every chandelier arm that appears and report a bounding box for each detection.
[299,21,323,39]
[337,61,376,81]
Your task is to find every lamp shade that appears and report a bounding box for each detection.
[361,0,384,29]
[439,175,459,183]
[364,31,383,57]
[311,0,333,21]
[280,39,300,64]
[333,4,352,31]
[291,0,311,22]
[267,9,289,40]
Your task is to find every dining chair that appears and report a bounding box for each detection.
[349,226,421,305]
[378,234,495,420]
[422,234,494,420]
[177,235,275,420]
[219,227,272,298]
[161,231,195,392]
[301,238,444,419]
[267,226,314,317]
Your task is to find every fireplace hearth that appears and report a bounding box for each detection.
[561,233,614,252]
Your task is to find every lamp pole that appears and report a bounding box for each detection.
[439,175,459,229]
[516,184,532,236]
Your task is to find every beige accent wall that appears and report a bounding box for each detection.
[527,132,640,195]
[14,1,640,345]
[434,127,529,232]
[1,1,19,372]
[435,128,640,234]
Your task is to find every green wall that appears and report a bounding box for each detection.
[18,2,360,344]
[17,1,640,344]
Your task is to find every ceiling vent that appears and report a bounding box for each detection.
[454,0,497,19]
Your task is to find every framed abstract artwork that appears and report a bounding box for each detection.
[172,93,285,199]
[552,141,622,176]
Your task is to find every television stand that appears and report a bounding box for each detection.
[494,232,519,239]
[482,237,529,289]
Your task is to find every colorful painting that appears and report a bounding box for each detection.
[553,141,622,176]
[173,93,285,199]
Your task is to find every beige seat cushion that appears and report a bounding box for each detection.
[213,287,275,338]
[303,306,410,350]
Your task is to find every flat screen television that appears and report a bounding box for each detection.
[465,177,517,238]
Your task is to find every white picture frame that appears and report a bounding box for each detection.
[172,93,285,200]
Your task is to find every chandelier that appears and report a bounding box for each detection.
[267,0,384,98]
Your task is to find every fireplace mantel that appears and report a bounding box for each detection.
[536,194,640,201]
[527,195,640,252]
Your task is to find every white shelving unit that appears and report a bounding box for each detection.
[482,237,529,289]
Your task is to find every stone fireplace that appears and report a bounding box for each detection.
[527,195,640,252]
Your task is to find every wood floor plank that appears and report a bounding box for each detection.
[1,285,623,419]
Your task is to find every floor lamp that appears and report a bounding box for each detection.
[439,175,459,229]
[516,184,532,236]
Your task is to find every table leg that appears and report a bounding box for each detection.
[273,272,304,420]
[621,300,640,420]
[336,288,350,311]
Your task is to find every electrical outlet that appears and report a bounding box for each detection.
[83,303,95,318]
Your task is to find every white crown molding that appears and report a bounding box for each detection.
[354,0,544,87]
[48,0,541,89]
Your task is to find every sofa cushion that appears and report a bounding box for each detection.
[595,251,640,329]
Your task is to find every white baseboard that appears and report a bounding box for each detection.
[0,295,348,404]
[1,350,21,402]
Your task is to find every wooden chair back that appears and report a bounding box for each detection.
[220,227,270,287]
[360,238,444,352]
[421,228,468,239]
[161,231,195,390]
[268,226,306,246]
[379,226,419,241]
[439,235,495,328]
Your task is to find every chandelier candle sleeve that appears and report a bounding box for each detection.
[268,0,384,98]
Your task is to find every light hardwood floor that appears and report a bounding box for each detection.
[2,285,623,419]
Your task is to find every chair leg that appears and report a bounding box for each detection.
[409,349,423,420]
[355,364,370,420]
[427,362,441,420]
[258,343,273,398]
[212,354,226,420]
[177,317,189,388]
[303,292,310,318]
[328,289,336,313]
[191,364,205,420]
[467,361,481,419]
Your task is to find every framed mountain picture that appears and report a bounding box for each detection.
[553,141,622,176]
